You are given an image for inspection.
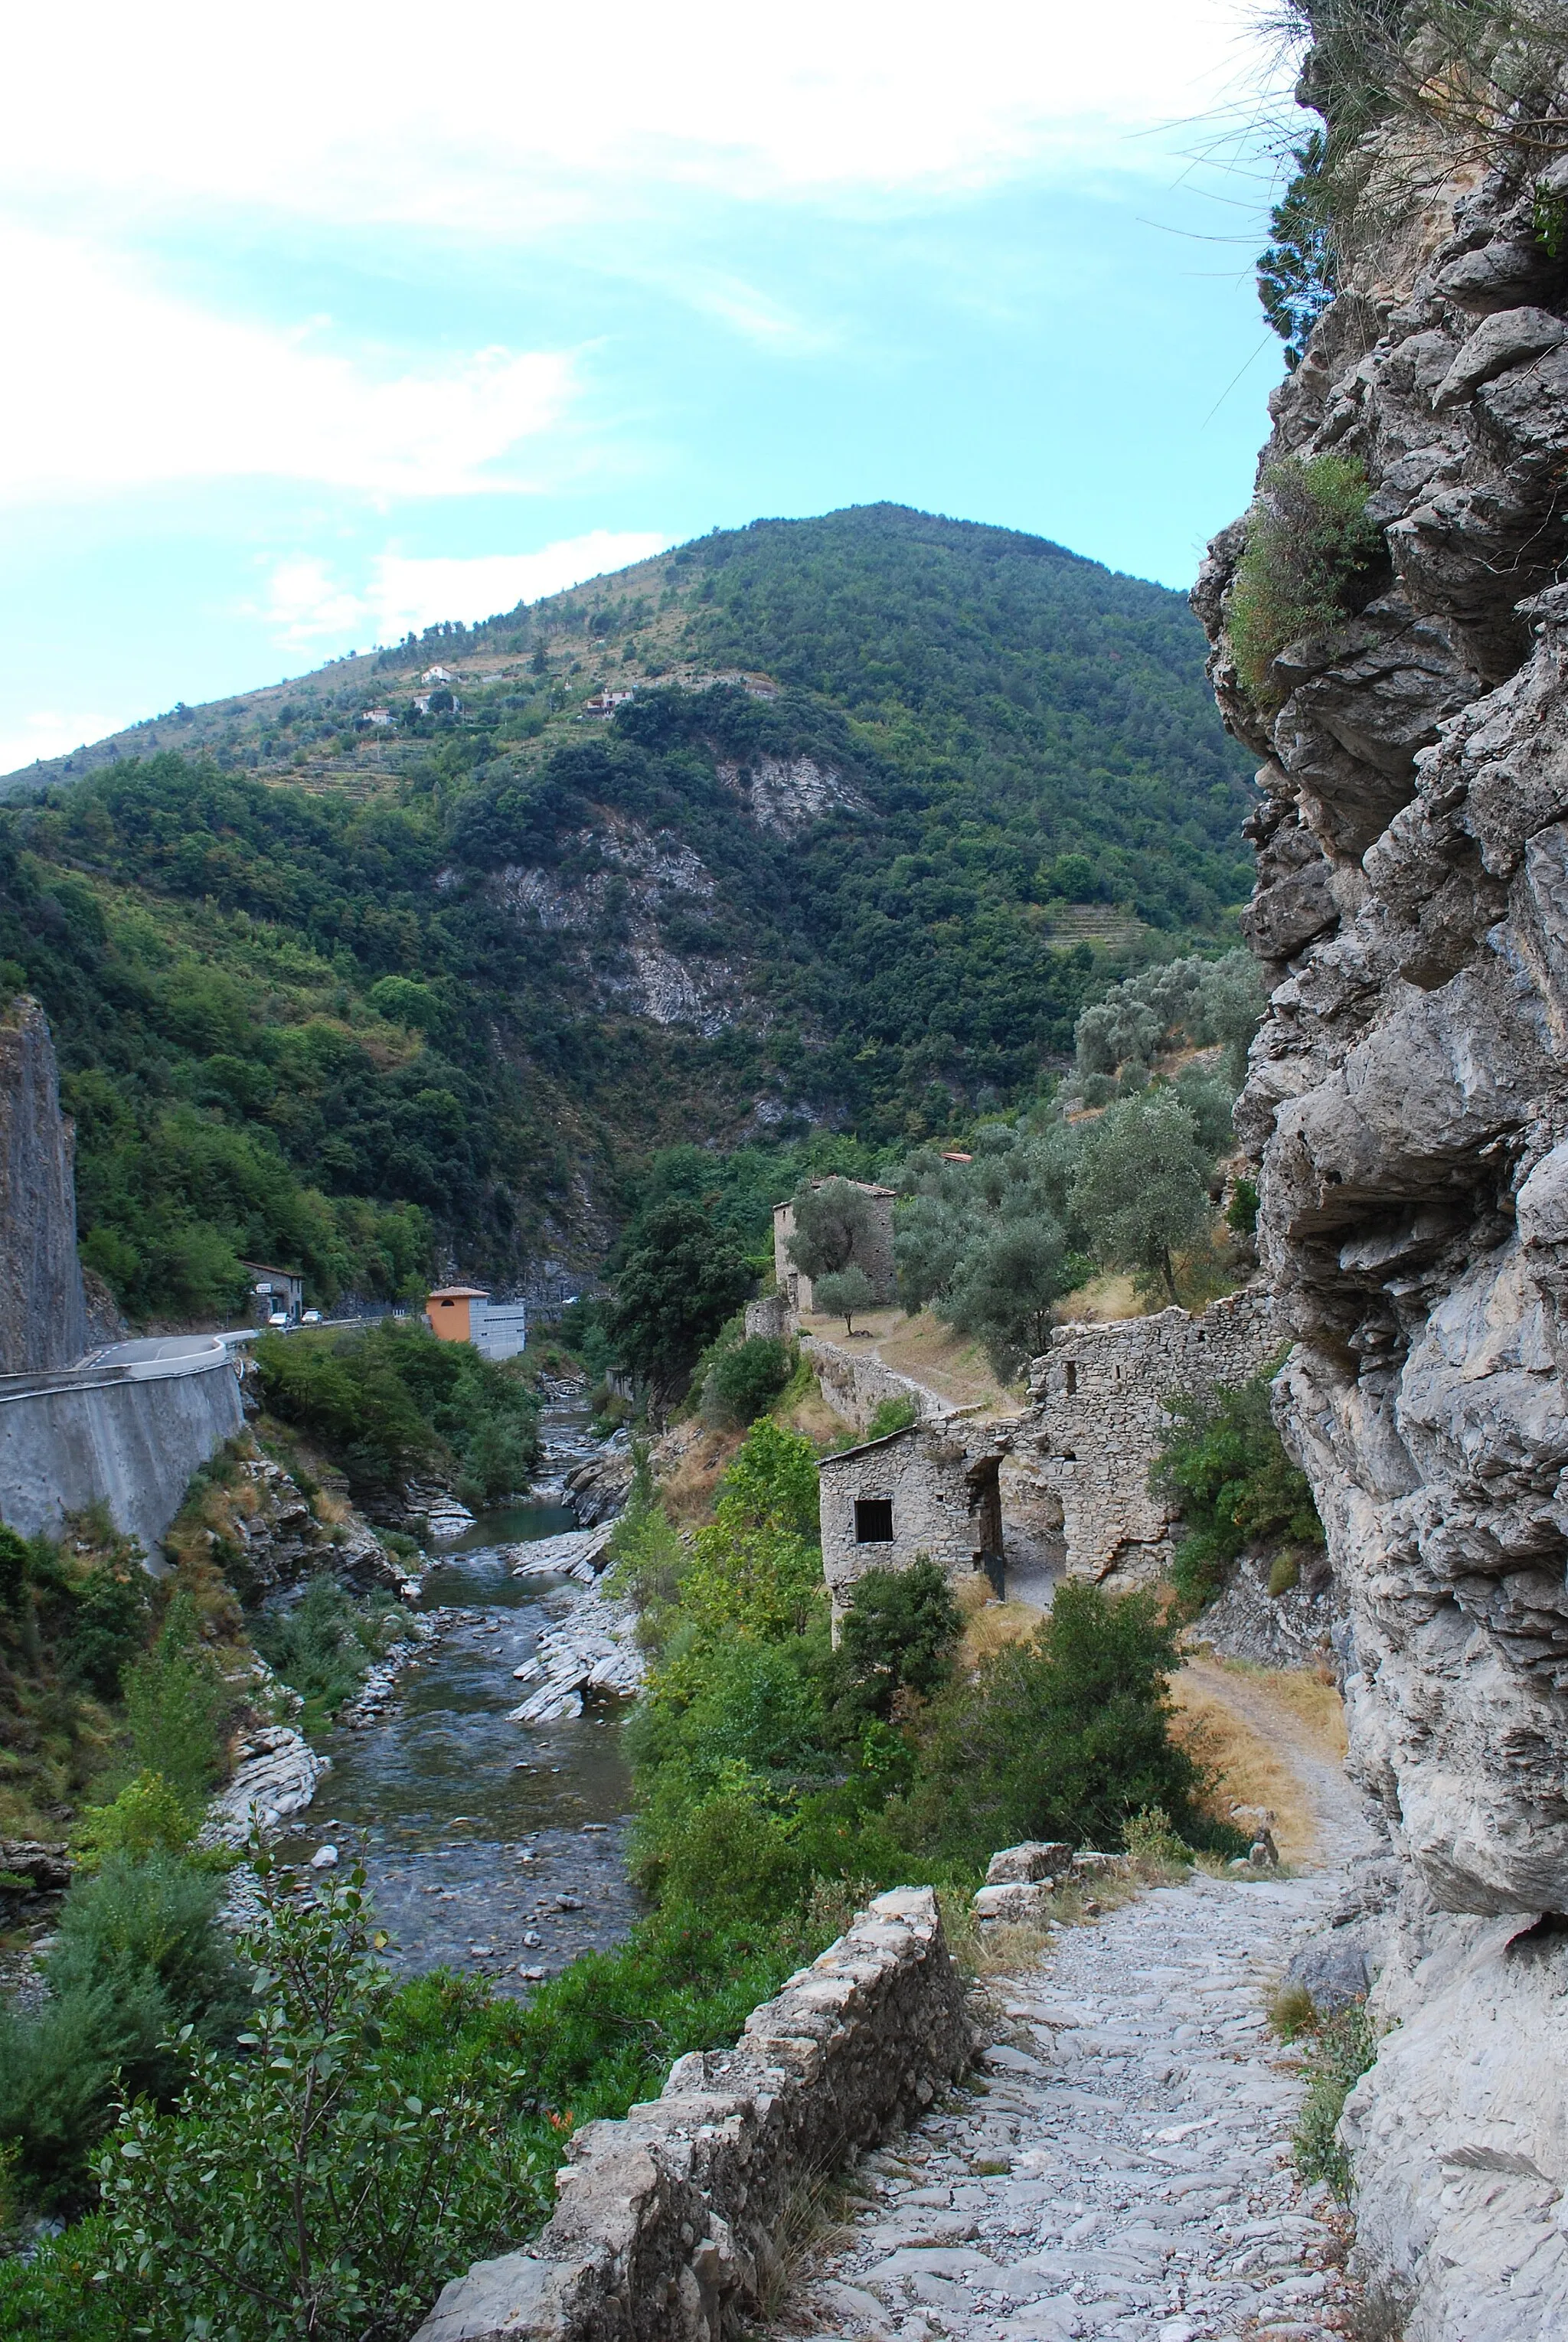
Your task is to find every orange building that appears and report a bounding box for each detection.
[423,1285,528,1360]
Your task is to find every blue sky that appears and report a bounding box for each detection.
[0,0,1297,774]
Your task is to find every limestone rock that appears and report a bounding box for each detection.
[985,1841,1072,1886]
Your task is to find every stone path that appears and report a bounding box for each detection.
[778,1868,1366,2342]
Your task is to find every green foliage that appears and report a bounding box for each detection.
[1293,1999,1377,2198]
[938,1214,1070,1381]
[91,1856,544,2342]
[1070,1092,1215,1302]
[1227,1176,1259,1235]
[813,1263,876,1331]
[700,1334,793,1428]
[864,1393,917,1440]
[680,1520,825,1643]
[787,1178,877,1282]
[897,1580,1217,1867]
[1259,133,1338,367]
[122,1595,227,1811]
[0,1524,29,1615]
[714,1419,821,1540]
[1073,949,1261,1090]
[254,1318,539,1498]
[1228,455,1384,706]
[606,1199,754,1403]
[826,1559,962,1731]
[1152,1368,1325,1611]
[0,1853,246,2210]
[73,1772,200,1871]
[56,1557,155,1702]
[252,1576,407,1728]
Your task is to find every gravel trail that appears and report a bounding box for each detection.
[778,1867,1367,2342]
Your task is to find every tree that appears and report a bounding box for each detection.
[786,1179,875,1282]
[606,1201,753,1405]
[814,1263,875,1332]
[1070,1093,1214,1302]
[937,1213,1070,1380]
[828,1558,962,1731]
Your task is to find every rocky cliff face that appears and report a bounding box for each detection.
[1197,67,1568,2339]
[0,995,87,1374]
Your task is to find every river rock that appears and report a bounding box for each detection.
[202,1724,329,1849]
[508,1522,617,1581]
[506,1584,644,1723]
[561,1430,635,1525]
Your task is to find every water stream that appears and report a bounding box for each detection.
[274,1396,641,1995]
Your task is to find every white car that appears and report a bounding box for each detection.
[302,1308,322,1324]
[266,1310,290,1328]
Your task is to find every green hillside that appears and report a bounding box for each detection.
[0,505,1253,1322]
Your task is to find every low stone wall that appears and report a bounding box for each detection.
[1023,1288,1279,1584]
[802,1333,936,1436]
[413,1887,969,2342]
[0,1348,244,1553]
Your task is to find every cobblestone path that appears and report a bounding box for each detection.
[779,1869,1364,2342]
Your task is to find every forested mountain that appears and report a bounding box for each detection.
[0,505,1254,1321]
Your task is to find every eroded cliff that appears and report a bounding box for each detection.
[1199,37,1568,2335]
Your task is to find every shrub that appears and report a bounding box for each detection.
[58,1557,154,1701]
[0,1524,30,1615]
[864,1393,917,1441]
[73,1772,198,1870]
[897,1579,1223,1866]
[1293,1998,1377,2198]
[1227,1176,1259,1235]
[122,1594,227,1810]
[1153,1368,1325,1612]
[826,1559,962,1732]
[1228,454,1384,706]
[0,1853,244,2210]
[253,1575,405,1726]
[701,1334,792,1427]
[714,1419,820,1540]
[91,1856,545,2342]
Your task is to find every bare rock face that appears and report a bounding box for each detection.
[0,998,87,1373]
[1198,79,1568,2338]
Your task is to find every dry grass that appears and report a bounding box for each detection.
[956,1581,1044,1667]
[1169,1664,1324,1864]
[797,1307,1020,1414]
[651,1419,746,1529]
[776,1380,848,1446]
[1218,1658,1348,1762]
[1050,1270,1143,1325]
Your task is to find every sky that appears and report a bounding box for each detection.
[0,0,1298,776]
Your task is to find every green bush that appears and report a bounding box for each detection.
[73,1772,200,1870]
[1228,454,1383,706]
[825,1559,962,1733]
[0,1853,244,2210]
[1152,1368,1325,1612]
[122,1595,227,1810]
[896,1579,1222,1866]
[864,1393,917,1441]
[701,1334,793,1427]
[1293,1999,1377,2199]
[253,1574,405,1727]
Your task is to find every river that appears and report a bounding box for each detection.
[274,1395,641,1995]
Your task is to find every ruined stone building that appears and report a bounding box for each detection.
[818,1417,1004,1622]
[772,1180,897,1318]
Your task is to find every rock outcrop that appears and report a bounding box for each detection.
[0,997,87,1373]
[1197,49,1568,2337]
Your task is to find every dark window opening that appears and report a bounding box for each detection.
[854,1498,894,1543]
[1064,1361,1077,1396]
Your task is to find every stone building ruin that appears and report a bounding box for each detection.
[818,1418,1005,1622]
[773,1179,897,1318]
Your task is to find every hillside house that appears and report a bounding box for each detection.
[420,665,456,684]
[424,1285,528,1360]
[773,1180,897,1318]
[818,1419,1005,1624]
[243,1260,305,1324]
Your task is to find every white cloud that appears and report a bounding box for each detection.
[0,228,572,505]
[3,1,1281,233]
[0,710,129,778]
[263,532,675,648]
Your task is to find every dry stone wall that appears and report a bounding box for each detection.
[1021,1290,1279,1584]
[818,1421,1001,1618]
[1196,63,1568,2337]
[413,1887,969,2342]
[800,1331,936,1436]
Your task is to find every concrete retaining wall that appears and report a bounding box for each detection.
[0,1349,244,1553]
[413,1886,969,2342]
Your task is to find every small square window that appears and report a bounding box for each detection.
[854,1498,893,1543]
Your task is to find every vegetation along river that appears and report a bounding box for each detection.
[275,1394,639,1995]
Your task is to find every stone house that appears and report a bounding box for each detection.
[773,1180,897,1318]
[818,1418,1005,1624]
[1022,1286,1279,1585]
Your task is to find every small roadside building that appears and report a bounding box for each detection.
[242,1260,305,1324]
[424,1285,528,1361]
[818,1418,1006,1625]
